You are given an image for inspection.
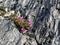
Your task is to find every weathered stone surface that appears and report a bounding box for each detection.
[0,19,37,45]
[0,0,60,45]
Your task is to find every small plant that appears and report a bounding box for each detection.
[13,16,33,33]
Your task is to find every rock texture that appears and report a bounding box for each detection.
[0,19,37,45]
[0,0,60,45]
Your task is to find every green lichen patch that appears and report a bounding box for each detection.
[0,8,6,16]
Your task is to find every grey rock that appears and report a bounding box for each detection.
[0,0,60,45]
[0,19,37,45]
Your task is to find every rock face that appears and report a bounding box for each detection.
[0,19,37,45]
[0,0,60,45]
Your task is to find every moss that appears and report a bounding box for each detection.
[0,8,6,16]
[16,0,18,2]
[0,2,2,3]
